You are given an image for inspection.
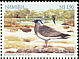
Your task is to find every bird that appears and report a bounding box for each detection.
[32,19,70,47]
[52,15,56,24]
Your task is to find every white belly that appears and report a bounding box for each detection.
[37,32,61,40]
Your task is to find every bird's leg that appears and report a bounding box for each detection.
[45,40,48,47]
[43,40,48,47]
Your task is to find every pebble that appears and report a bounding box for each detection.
[5,46,74,53]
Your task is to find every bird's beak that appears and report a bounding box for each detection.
[32,20,35,22]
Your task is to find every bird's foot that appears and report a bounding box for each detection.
[42,44,52,47]
[42,45,46,47]
[42,45,47,48]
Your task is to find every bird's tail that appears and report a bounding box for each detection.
[60,33,70,39]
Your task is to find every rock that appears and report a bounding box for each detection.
[17,47,36,53]
[63,50,69,53]
[56,48,65,53]
[17,47,30,53]
[20,28,31,32]
[69,50,74,53]
[63,26,70,29]
[67,30,73,32]
[43,47,55,53]
[16,46,74,53]
[34,46,43,53]
[9,28,18,32]
[5,51,16,53]
[62,23,68,25]
[62,22,74,26]
[25,25,34,28]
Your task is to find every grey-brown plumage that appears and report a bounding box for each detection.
[33,20,70,47]
[38,25,70,38]
[34,20,70,39]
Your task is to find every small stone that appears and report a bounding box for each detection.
[5,51,16,53]
[34,46,43,53]
[16,46,74,53]
[17,47,29,53]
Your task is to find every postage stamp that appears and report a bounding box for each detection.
[0,2,78,58]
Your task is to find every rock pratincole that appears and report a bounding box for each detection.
[32,19,70,47]
[52,15,56,24]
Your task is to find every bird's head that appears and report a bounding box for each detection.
[32,19,43,24]
[52,15,56,24]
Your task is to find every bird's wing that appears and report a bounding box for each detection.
[38,25,62,37]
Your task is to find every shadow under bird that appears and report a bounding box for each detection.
[32,18,70,47]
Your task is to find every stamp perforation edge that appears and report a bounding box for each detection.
[1,1,78,2]
[0,1,78,59]
[0,2,2,57]
[76,2,78,58]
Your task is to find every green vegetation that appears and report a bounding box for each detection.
[4,8,74,19]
